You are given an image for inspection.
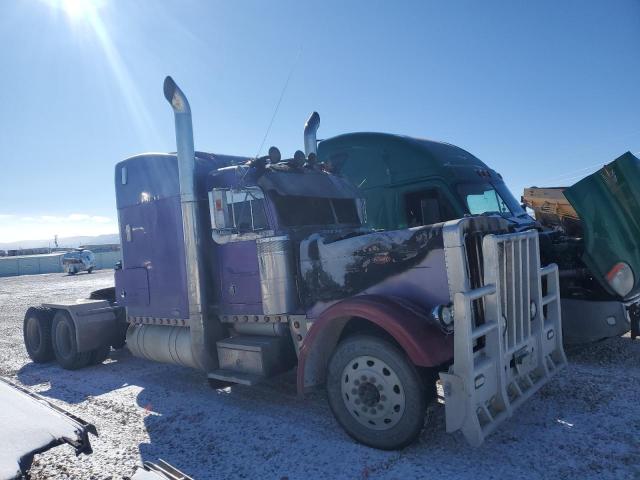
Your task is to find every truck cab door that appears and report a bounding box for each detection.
[400,181,461,227]
[209,187,273,314]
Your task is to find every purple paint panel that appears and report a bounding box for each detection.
[117,197,188,319]
[115,267,150,307]
[215,240,263,314]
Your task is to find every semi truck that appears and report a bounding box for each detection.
[22,77,566,450]
[315,124,639,344]
[521,158,640,341]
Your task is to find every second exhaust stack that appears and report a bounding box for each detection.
[304,111,320,157]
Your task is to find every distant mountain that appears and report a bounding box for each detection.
[0,233,120,251]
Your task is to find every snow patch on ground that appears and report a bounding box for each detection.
[0,272,638,479]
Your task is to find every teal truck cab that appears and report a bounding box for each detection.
[310,117,638,344]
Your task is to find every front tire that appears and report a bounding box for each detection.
[52,310,91,370]
[326,335,431,450]
[23,307,54,363]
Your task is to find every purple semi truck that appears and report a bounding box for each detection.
[22,77,566,450]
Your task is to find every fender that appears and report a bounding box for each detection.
[297,294,453,394]
[42,300,119,353]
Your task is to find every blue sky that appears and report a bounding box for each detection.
[1,0,639,242]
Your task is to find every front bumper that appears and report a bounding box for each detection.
[440,219,567,446]
[561,298,634,344]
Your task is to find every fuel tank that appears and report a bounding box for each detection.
[126,324,198,369]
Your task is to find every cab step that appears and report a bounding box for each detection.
[210,335,294,384]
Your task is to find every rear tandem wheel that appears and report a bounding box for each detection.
[51,310,92,370]
[23,307,55,363]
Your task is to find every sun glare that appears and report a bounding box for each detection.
[39,0,162,146]
[44,0,104,22]
[61,0,95,20]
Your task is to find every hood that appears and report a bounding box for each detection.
[564,151,640,300]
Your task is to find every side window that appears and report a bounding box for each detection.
[404,188,456,227]
[209,187,269,236]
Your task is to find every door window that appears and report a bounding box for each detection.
[404,188,457,227]
[209,187,270,242]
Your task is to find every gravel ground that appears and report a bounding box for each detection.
[0,271,638,480]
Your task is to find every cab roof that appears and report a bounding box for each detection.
[317,132,494,189]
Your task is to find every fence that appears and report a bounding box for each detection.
[0,251,121,277]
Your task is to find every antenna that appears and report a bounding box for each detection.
[254,47,303,159]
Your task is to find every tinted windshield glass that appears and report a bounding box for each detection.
[271,193,361,227]
[458,183,512,215]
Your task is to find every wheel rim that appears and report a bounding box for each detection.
[340,355,406,431]
[26,317,41,350]
[55,321,73,359]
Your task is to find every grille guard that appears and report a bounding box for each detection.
[441,219,567,446]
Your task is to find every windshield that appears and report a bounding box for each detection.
[270,192,361,227]
[457,183,514,215]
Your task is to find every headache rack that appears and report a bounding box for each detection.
[441,217,567,446]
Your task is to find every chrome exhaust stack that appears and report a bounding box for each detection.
[303,111,320,157]
[163,76,218,372]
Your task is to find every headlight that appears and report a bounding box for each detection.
[432,304,454,333]
[605,262,635,297]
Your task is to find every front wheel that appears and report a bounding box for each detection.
[326,335,431,450]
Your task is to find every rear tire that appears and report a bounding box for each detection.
[23,307,54,363]
[87,267,94,274]
[326,335,431,450]
[52,310,91,370]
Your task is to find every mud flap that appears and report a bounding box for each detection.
[441,229,567,446]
